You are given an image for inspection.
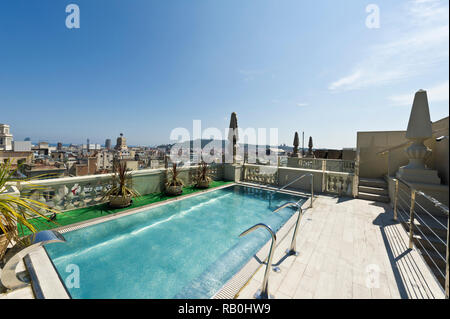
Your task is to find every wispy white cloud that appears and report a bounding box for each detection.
[329,71,362,91]
[388,80,449,106]
[328,0,449,92]
[271,99,308,107]
[408,0,448,24]
[238,69,265,82]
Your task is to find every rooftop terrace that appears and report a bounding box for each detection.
[237,194,445,299]
[1,186,445,299]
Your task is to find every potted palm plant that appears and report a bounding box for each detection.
[103,161,140,208]
[1,160,56,261]
[165,162,184,196]
[194,161,212,189]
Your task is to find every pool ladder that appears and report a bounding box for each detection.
[1,230,66,290]
[239,201,305,299]
[273,201,304,256]
[268,173,314,209]
[239,223,277,299]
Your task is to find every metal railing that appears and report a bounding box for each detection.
[1,230,66,290]
[269,173,314,208]
[273,201,304,256]
[376,127,448,177]
[239,223,277,299]
[392,177,449,298]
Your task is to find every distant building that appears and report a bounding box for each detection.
[51,150,67,162]
[342,148,356,161]
[38,142,49,149]
[105,139,112,150]
[0,151,33,165]
[82,143,101,151]
[69,157,98,176]
[21,161,66,179]
[57,142,63,151]
[32,142,50,156]
[115,133,128,151]
[0,125,33,166]
[0,124,13,151]
[313,149,342,159]
[96,150,114,171]
[13,141,32,152]
[122,159,139,171]
[149,159,162,169]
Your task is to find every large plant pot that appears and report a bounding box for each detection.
[195,180,210,189]
[109,194,132,208]
[165,185,183,196]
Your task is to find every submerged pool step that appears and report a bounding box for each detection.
[237,182,310,197]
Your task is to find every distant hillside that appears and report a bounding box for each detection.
[158,139,295,152]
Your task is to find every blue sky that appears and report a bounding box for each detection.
[0,0,448,148]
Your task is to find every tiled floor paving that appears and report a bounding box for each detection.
[237,195,445,299]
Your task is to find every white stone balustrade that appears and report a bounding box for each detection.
[294,158,355,173]
[17,173,116,213]
[324,159,355,173]
[324,172,354,196]
[296,158,323,170]
[242,163,357,197]
[10,164,226,214]
[7,162,357,217]
[243,164,278,185]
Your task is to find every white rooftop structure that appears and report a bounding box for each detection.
[12,141,32,152]
[0,124,13,151]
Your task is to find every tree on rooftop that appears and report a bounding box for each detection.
[1,159,57,259]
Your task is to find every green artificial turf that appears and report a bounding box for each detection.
[18,180,233,236]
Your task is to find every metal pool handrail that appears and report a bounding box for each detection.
[239,223,277,299]
[392,176,449,299]
[1,230,66,290]
[273,202,303,256]
[269,173,314,208]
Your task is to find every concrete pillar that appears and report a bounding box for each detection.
[224,163,243,182]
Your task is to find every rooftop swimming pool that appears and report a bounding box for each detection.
[45,184,306,298]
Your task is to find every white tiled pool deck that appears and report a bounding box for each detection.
[237,195,445,299]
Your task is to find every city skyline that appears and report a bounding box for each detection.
[1,0,448,148]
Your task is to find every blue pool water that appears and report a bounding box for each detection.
[45,185,305,299]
